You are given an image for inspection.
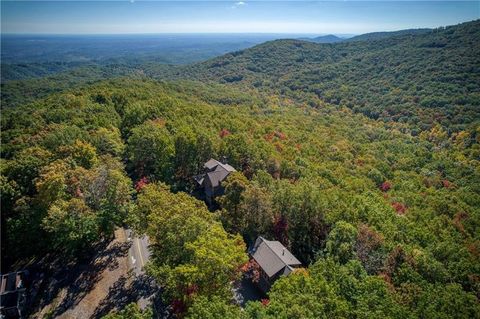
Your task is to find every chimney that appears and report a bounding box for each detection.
[282,248,285,256]
[220,156,228,164]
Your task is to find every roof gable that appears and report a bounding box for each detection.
[251,237,302,278]
[206,168,230,187]
[198,158,236,187]
[204,158,236,173]
[204,158,221,170]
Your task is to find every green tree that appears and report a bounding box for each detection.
[4,146,52,195]
[173,126,199,184]
[173,128,215,189]
[326,221,358,264]
[35,160,70,208]
[239,183,274,243]
[84,157,133,236]
[102,303,152,319]
[0,174,20,216]
[58,139,98,169]
[416,283,480,319]
[90,127,125,157]
[127,120,175,180]
[42,198,99,252]
[186,296,244,319]
[246,269,350,319]
[354,276,412,319]
[134,183,247,309]
[219,172,249,234]
[185,223,247,297]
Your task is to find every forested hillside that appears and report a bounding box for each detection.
[345,28,432,42]
[0,64,151,107]
[1,20,480,319]
[168,20,480,132]
[2,77,479,317]
[4,20,479,132]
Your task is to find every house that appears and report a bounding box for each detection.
[194,158,236,204]
[250,237,302,293]
[0,271,28,318]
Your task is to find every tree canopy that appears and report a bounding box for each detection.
[2,19,480,318]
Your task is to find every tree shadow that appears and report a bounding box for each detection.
[91,273,162,318]
[233,276,265,307]
[29,239,131,318]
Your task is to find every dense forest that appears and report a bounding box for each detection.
[4,21,479,132]
[1,20,479,318]
[166,20,480,133]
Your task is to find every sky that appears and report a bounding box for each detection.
[1,1,479,34]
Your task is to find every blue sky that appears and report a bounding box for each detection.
[1,1,479,34]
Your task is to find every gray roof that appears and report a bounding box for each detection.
[204,158,220,170]
[206,168,230,187]
[196,158,236,187]
[204,158,236,173]
[251,237,302,278]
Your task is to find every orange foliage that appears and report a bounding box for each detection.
[264,132,275,142]
[452,211,468,235]
[243,259,261,283]
[151,118,166,126]
[466,241,480,258]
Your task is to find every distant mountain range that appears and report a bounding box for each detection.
[298,34,344,43]
[300,28,433,44]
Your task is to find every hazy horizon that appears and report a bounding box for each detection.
[2,1,478,34]
[1,32,357,36]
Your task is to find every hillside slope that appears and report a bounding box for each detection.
[346,28,432,42]
[166,20,480,132]
[2,78,479,317]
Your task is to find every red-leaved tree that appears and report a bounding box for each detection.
[380,181,391,192]
[219,128,231,138]
[391,202,407,215]
[135,176,149,192]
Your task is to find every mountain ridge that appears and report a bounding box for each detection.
[2,20,479,132]
[298,34,344,43]
[160,19,480,132]
[346,28,433,42]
